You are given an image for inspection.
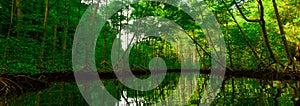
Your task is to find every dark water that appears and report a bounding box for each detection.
[4,73,300,106]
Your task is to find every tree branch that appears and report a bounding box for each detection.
[233,0,260,22]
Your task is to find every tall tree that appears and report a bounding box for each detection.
[233,0,284,68]
[102,0,108,66]
[257,0,283,67]
[7,0,14,37]
[52,1,59,71]
[3,0,15,67]
[221,0,261,65]
[62,0,69,71]
[225,19,233,68]
[272,0,294,70]
[38,0,49,73]
[15,0,22,37]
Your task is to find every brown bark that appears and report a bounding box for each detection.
[103,25,107,62]
[85,0,100,68]
[3,0,15,67]
[7,0,14,37]
[52,7,58,71]
[103,0,108,64]
[225,20,233,68]
[16,0,22,37]
[62,0,69,71]
[272,0,294,70]
[225,0,284,68]
[257,0,284,67]
[233,0,260,22]
[39,0,49,73]
[221,0,260,62]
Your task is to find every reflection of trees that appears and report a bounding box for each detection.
[199,77,300,105]
[116,72,180,105]
[292,81,300,105]
[5,76,300,105]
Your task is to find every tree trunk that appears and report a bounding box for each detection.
[7,0,14,37]
[103,24,107,63]
[257,0,284,68]
[221,0,260,62]
[226,20,233,68]
[16,0,22,38]
[85,0,100,69]
[272,0,294,70]
[225,0,283,68]
[52,6,58,72]
[3,0,15,67]
[78,0,81,22]
[39,0,49,73]
[103,0,108,65]
[62,0,69,71]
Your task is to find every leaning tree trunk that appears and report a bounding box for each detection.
[257,0,284,68]
[229,0,284,68]
[221,0,260,63]
[272,0,294,70]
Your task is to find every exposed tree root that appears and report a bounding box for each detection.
[0,75,48,98]
[1,68,300,98]
[0,77,23,98]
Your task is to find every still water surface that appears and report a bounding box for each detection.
[6,73,300,106]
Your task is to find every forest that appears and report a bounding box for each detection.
[0,0,300,105]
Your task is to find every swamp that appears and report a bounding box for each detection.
[0,0,300,105]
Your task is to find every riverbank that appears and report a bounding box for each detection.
[1,69,300,98]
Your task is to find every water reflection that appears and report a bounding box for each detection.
[5,73,300,106]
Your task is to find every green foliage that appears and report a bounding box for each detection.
[129,37,181,70]
[0,0,299,74]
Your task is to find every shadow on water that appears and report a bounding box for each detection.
[3,72,300,106]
